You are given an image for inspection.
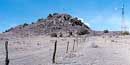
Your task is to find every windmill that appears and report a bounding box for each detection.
[119,0,129,33]
[115,0,128,32]
[121,3,127,32]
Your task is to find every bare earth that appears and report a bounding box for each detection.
[0,35,130,65]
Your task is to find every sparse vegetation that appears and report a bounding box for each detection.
[92,45,99,48]
[69,32,73,36]
[70,18,83,26]
[63,14,71,20]
[104,30,109,33]
[53,13,58,15]
[47,14,53,19]
[4,28,14,33]
[59,33,63,37]
[2,13,91,37]
[37,18,44,21]
[91,42,99,48]
[1,13,128,65]
[111,40,115,42]
[31,22,35,24]
[77,28,89,35]
[23,23,28,27]
[122,31,130,35]
[50,33,57,37]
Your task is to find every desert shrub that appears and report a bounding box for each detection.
[122,31,130,35]
[37,18,44,21]
[104,30,109,33]
[70,18,83,26]
[47,14,53,19]
[74,17,78,20]
[50,33,57,37]
[4,27,14,33]
[76,20,83,26]
[31,22,35,24]
[23,23,28,27]
[53,13,58,15]
[59,33,63,37]
[111,40,115,42]
[77,28,89,35]
[64,15,71,20]
[91,43,99,48]
[69,32,73,36]
[68,32,73,37]
[92,45,99,48]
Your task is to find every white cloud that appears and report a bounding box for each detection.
[78,18,90,27]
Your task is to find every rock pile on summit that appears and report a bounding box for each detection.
[4,13,91,37]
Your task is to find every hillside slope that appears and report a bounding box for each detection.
[4,13,91,37]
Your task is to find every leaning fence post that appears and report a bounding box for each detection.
[5,41,9,65]
[66,41,69,53]
[73,39,75,52]
[77,38,78,48]
[52,40,57,63]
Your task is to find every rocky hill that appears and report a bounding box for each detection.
[4,13,91,37]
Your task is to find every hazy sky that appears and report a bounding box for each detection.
[0,0,130,32]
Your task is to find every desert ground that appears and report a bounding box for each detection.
[0,35,130,65]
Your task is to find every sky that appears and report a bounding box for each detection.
[0,0,130,32]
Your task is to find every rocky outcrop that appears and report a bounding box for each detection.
[4,13,91,37]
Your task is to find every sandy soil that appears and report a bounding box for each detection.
[0,35,130,65]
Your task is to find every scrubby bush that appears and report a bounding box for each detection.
[70,18,83,26]
[122,31,130,35]
[4,30,9,33]
[4,27,14,33]
[69,32,73,36]
[50,33,57,37]
[59,33,63,37]
[91,42,99,48]
[23,23,28,27]
[77,28,89,35]
[31,22,35,24]
[63,15,71,20]
[104,30,109,33]
[37,18,44,21]
[47,14,53,19]
[68,32,73,37]
[53,13,58,15]
[111,40,115,42]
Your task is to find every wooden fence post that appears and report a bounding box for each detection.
[5,41,9,65]
[66,41,69,53]
[77,38,78,48]
[73,39,75,52]
[52,40,57,63]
